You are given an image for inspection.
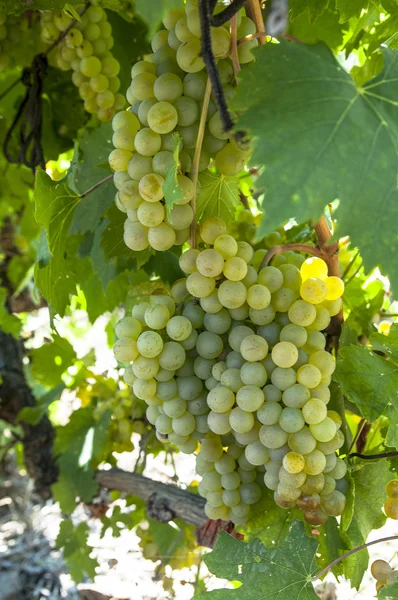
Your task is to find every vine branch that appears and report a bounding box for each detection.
[260,242,338,270]
[312,535,398,581]
[190,76,212,248]
[245,0,266,44]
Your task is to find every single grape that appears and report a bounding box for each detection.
[371,560,393,582]
[300,257,328,281]
[114,338,138,362]
[384,497,398,519]
[386,479,398,499]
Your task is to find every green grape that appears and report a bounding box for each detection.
[310,417,337,442]
[224,351,244,370]
[194,357,215,380]
[175,15,196,42]
[268,445,289,462]
[114,337,138,362]
[206,489,223,506]
[176,38,204,72]
[115,316,142,340]
[215,454,236,475]
[127,154,152,180]
[208,110,231,141]
[183,71,207,100]
[259,424,288,449]
[307,306,331,332]
[215,143,247,176]
[174,95,199,126]
[131,60,157,77]
[271,367,297,391]
[137,98,157,126]
[221,368,243,392]
[242,266,258,288]
[182,300,205,327]
[146,405,160,425]
[249,306,276,327]
[203,309,231,335]
[203,132,226,154]
[328,459,347,480]
[323,452,337,474]
[228,325,253,352]
[166,315,192,341]
[178,375,203,400]
[174,174,195,205]
[279,467,306,488]
[163,7,185,29]
[246,284,271,310]
[130,72,156,100]
[109,148,132,171]
[159,341,186,371]
[300,277,327,305]
[316,430,344,454]
[132,356,159,379]
[137,330,163,358]
[200,216,227,244]
[303,449,326,475]
[157,379,177,401]
[309,350,336,377]
[302,398,327,425]
[223,257,248,282]
[196,331,223,359]
[240,482,261,504]
[271,288,296,313]
[205,503,230,520]
[148,222,176,250]
[236,240,254,264]
[144,303,170,330]
[235,385,264,412]
[302,330,326,354]
[223,489,241,507]
[135,128,162,156]
[137,201,164,227]
[132,301,150,324]
[196,249,225,277]
[172,411,196,436]
[279,407,305,434]
[240,334,268,362]
[123,220,149,251]
[264,471,279,491]
[147,101,178,134]
[321,297,343,317]
[280,324,307,348]
[258,266,283,293]
[320,490,346,516]
[263,384,282,403]
[296,364,322,389]
[178,122,200,148]
[163,397,187,418]
[288,300,317,326]
[207,411,231,434]
[133,377,157,400]
[152,150,174,177]
[165,204,194,230]
[271,341,298,368]
[179,248,200,274]
[221,471,241,490]
[245,440,269,466]
[212,361,227,381]
[217,281,247,309]
[113,111,140,135]
[240,362,267,387]
[229,407,254,434]
[371,560,393,583]
[112,128,135,151]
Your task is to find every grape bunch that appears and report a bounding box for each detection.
[108,0,256,253]
[113,215,346,525]
[371,559,397,594]
[384,479,398,519]
[0,12,42,71]
[40,5,124,122]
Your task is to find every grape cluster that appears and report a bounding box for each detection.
[0,12,39,71]
[40,5,124,122]
[228,208,288,249]
[371,559,397,594]
[108,0,256,253]
[384,479,398,519]
[114,215,346,525]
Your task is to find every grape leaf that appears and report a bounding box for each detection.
[335,345,398,448]
[341,461,390,589]
[336,0,370,22]
[30,334,76,388]
[196,172,240,225]
[18,383,65,425]
[314,518,347,577]
[232,43,398,293]
[0,287,21,337]
[289,7,346,50]
[163,133,183,215]
[369,323,398,362]
[101,203,154,265]
[378,582,398,599]
[195,521,319,600]
[56,520,98,583]
[289,0,329,23]
[245,492,294,546]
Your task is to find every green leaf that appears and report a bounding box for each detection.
[336,0,370,22]
[195,521,319,600]
[196,172,240,225]
[244,492,294,546]
[56,520,98,583]
[163,133,183,215]
[18,383,65,425]
[30,334,76,388]
[341,461,390,589]
[0,287,21,337]
[134,0,182,35]
[34,171,80,315]
[232,42,398,293]
[52,408,111,512]
[335,346,398,447]
[290,0,329,23]
[289,8,347,50]
[101,203,154,265]
[369,323,398,362]
[378,582,398,599]
[315,518,347,577]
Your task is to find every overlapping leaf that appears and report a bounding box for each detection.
[196,172,240,225]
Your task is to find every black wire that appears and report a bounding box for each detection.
[210,0,247,27]
[198,0,233,132]
[350,451,398,460]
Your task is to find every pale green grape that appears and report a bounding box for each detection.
[112,110,140,134]
[146,405,160,425]
[206,489,223,506]
[321,490,346,516]
[176,38,204,72]
[257,402,282,425]
[258,266,283,293]
[203,309,231,335]
[202,471,222,491]
[240,334,268,362]
[316,430,344,454]
[165,204,194,230]
[212,361,227,381]
[157,379,177,401]
[245,440,270,466]
[132,356,159,379]
[183,71,207,100]
[242,266,258,288]
[263,384,282,403]
[323,452,337,473]
[215,454,236,475]
[200,291,223,314]
[309,350,336,377]
[311,384,331,404]
[196,331,223,359]
[279,263,301,291]
[277,484,301,502]
[246,284,271,310]
[228,325,253,352]
[229,407,255,433]
[300,277,327,305]
[236,241,254,263]
[147,101,178,134]
[144,304,170,330]
[112,127,135,151]
[130,72,156,100]
[239,468,256,484]
[279,407,305,433]
[328,458,347,480]
[223,489,241,507]
[259,424,288,449]
[221,471,241,490]
[223,257,248,282]
[135,128,162,156]
[148,223,176,250]
[271,367,297,391]
[280,324,307,348]
[80,55,101,76]
[240,482,261,504]
[207,385,235,413]
[271,341,298,368]
[127,154,152,180]
[133,377,157,400]
[303,449,326,475]
[172,411,196,436]
[194,357,215,380]
[288,299,317,326]
[163,397,187,418]
[176,356,194,377]
[272,287,296,312]
[166,315,192,341]
[196,249,225,277]
[205,503,230,520]
[186,271,215,298]
[233,424,260,446]
[188,393,208,416]
[255,324,279,348]
[322,297,343,316]
[137,201,164,227]
[115,316,142,340]
[302,330,326,354]
[155,414,173,434]
[199,436,223,461]
[174,95,199,126]
[310,417,336,442]
[302,398,327,425]
[182,300,204,327]
[159,341,186,371]
[307,306,331,332]
[215,143,247,176]
[178,375,203,401]
[278,467,306,488]
[207,411,232,435]
[200,216,227,244]
[179,248,200,274]
[114,338,138,362]
[264,472,279,491]
[109,148,132,171]
[296,364,322,389]
[268,445,289,462]
[226,351,245,369]
[240,362,267,387]
[131,60,156,78]
[221,368,243,393]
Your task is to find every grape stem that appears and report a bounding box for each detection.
[349,450,398,460]
[190,77,212,249]
[245,0,267,45]
[260,242,338,270]
[312,535,398,581]
[231,14,241,80]
[347,418,367,456]
[44,3,90,57]
[79,174,113,199]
